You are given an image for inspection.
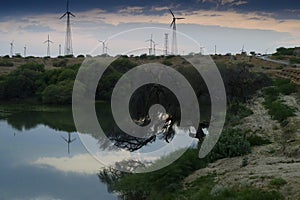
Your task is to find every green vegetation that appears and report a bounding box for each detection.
[99,127,254,199]
[226,103,254,126]
[53,59,68,67]
[247,135,271,146]
[290,57,300,64]
[262,79,297,126]
[177,175,283,200]
[269,178,287,188]
[274,47,298,56]
[0,59,14,67]
[208,129,251,161]
[162,59,173,66]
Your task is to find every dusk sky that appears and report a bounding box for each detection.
[0,0,299,56]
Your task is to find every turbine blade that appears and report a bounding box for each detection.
[60,13,67,19]
[176,17,185,19]
[70,12,75,17]
[170,20,175,27]
[169,9,175,18]
[61,136,68,142]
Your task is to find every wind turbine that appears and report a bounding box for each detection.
[241,45,247,55]
[164,33,169,56]
[61,132,76,155]
[10,40,14,57]
[99,40,107,55]
[146,34,155,55]
[60,0,75,56]
[199,46,205,55]
[169,9,184,55]
[24,45,27,57]
[104,42,109,55]
[153,42,158,56]
[44,34,53,57]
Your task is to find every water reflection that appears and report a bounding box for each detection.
[0,108,117,200]
[61,132,76,154]
[1,102,210,172]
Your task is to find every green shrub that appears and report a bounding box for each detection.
[264,100,295,124]
[19,63,45,72]
[53,59,68,67]
[247,135,272,146]
[0,60,14,67]
[162,60,173,66]
[270,178,287,188]
[208,129,251,161]
[290,57,300,64]
[278,83,296,95]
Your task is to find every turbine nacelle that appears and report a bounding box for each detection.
[169,9,185,28]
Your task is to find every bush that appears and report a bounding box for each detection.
[19,63,45,72]
[247,135,272,146]
[208,129,251,161]
[264,100,296,124]
[53,59,68,67]
[42,80,74,104]
[162,60,173,66]
[278,83,296,95]
[270,178,287,188]
[0,60,14,67]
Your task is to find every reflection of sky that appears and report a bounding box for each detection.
[0,121,117,200]
[79,125,198,170]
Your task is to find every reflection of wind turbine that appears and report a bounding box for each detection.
[169,9,184,55]
[61,132,76,154]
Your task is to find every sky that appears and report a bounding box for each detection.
[0,0,300,56]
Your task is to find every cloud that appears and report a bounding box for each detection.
[20,24,55,33]
[32,153,103,174]
[0,7,299,56]
[201,0,248,7]
[151,6,169,12]
[119,6,144,14]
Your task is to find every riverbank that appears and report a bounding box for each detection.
[184,93,300,199]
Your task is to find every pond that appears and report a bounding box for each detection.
[0,102,210,199]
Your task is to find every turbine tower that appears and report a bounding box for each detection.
[44,34,53,57]
[164,33,169,56]
[104,42,109,55]
[24,45,27,57]
[169,9,184,55]
[60,0,75,56]
[99,40,107,55]
[146,34,154,55]
[153,42,158,56]
[59,44,62,56]
[10,40,14,57]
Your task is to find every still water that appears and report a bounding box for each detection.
[0,106,117,200]
[0,103,208,199]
